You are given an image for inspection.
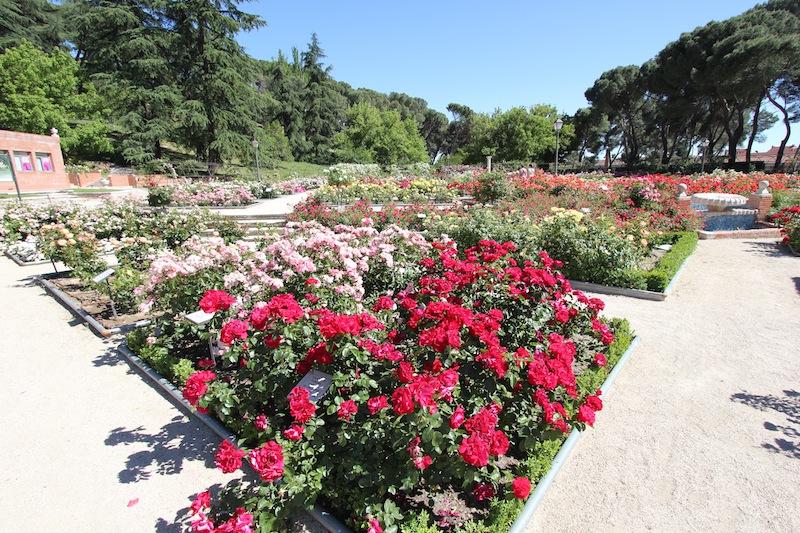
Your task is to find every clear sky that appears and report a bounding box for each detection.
[237,0,794,152]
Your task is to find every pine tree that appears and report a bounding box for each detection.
[299,34,347,163]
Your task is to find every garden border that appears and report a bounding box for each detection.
[118,332,640,533]
[4,250,51,266]
[697,227,782,240]
[116,343,350,533]
[33,272,150,337]
[508,335,641,533]
[568,254,691,302]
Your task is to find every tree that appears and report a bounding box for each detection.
[0,0,64,51]
[585,66,648,167]
[298,34,348,163]
[166,0,266,164]
[334,102,428,165]
[459,105,574,165]
[64,0,183,164]
[443,103,476,159]
[0,41,111,160]
[259,52,306,160]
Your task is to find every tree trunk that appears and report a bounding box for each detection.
[766,89,791,171]
[745,93,765,164]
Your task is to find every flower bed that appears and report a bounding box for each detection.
[769,205,800,251]
[126,226,631,532]
[148,181,257,207]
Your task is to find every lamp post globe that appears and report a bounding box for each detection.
[553,118,564,175]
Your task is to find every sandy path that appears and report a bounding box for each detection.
[0,259,241,532]
[527,238,800,532]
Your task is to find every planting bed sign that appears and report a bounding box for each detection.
[294,369,333,403]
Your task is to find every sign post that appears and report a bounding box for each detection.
[0,152,23,202]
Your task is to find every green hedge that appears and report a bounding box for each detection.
[618,231,698,292]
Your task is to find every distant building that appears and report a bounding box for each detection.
[735,145,800,170]
[0,129,69,192]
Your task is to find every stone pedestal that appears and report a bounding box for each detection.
[676,184,692,211]
[745,180,773,222]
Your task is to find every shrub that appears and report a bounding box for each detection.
[147,183,173,207]
[532,209,644,286]
[38,222,106,281]
[769,205,800,250]
[473,172,511,204]
[162,239,620,532]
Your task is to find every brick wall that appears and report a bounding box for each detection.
[0,129,69,192]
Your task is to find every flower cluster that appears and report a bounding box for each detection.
[769,205,800,249]
[176,236,620,531]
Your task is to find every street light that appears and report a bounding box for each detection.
[252,139,261,180]
[700,139,710,174]
[553,118,564,175]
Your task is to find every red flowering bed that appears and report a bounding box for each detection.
[769,205,800,251]
[166,239,630,532]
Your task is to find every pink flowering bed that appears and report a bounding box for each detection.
[128,223,632,533]
[170,183,257,207]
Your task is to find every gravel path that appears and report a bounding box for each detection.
[1,229,798,532]
[527,237,800,533]
[0,259,243,532]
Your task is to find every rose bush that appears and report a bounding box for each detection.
[769,205,800,250]
[161,237,623,532]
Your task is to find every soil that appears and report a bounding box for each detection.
[48,274,154,329]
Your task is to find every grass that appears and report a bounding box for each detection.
[263,160,327,180]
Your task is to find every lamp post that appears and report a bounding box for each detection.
[252,139,261,180]
[553,118,564,175]
[701,139,710,174]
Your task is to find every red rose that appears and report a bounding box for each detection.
[214,439,244,473]
[488,430,509,456]
[248,440,284,482]
[512,477,532,499]
[576,404,596,426]
[337,400,358,421]
[254,414,268,431]
[367,396,389,415]
[392,387,415,415]
[458,434,490,467]
[249,305,270,330]
[594,353,607,367]
[472,483,495,501]
[585,394,603,411]
[182,370,216,406]
[189,490,211,515]
[413,455,432,470]
[372,295,396,312]
[191,514,214,533]
[396,361,415,383]
[266,293,304,323]
[219,320,248,344]
[288,386,316,423]
[366,519,383,533]
[449,405,465,429]
[282,424,305,441]
[198,290,235,313]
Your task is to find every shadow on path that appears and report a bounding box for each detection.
[105,415,218,483]
[731,389,800,459]
[154,483,225,533]
[793,277,800,297]
[743,240,786,258]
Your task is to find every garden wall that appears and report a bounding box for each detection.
[0,129,69,192]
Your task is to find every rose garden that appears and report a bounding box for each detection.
[2,165,799,532]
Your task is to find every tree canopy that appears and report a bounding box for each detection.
[1,0,797,171]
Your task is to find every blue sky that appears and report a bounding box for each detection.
[237,0,793,152]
